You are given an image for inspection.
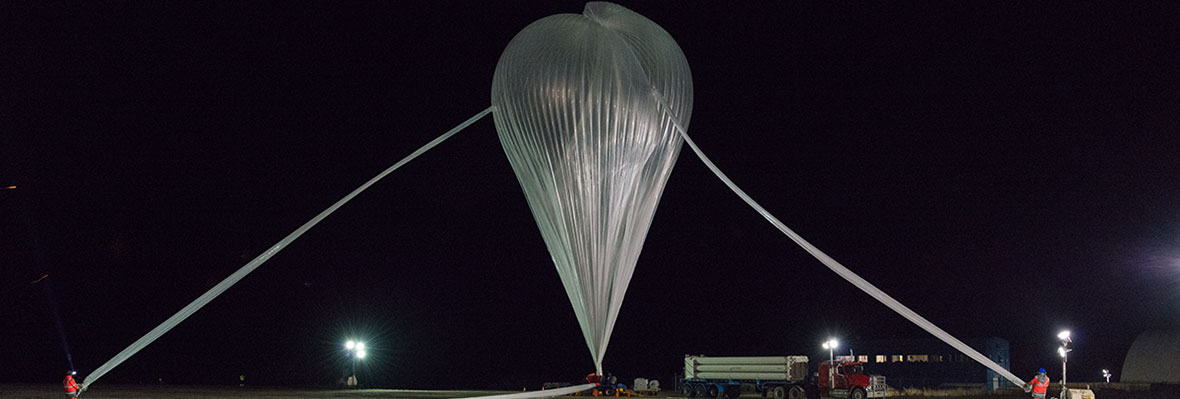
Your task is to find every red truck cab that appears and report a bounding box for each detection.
[817,361,888,399]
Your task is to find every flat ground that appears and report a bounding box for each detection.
[0,385,515,399]
[1,385,1171,399]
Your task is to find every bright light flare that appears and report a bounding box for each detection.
[1058,347,1067,357]
[345,340,356,350]
[356,350,367,359]
[822,339,838,349]
[1058,330,1071,341]
[356,342,365,351]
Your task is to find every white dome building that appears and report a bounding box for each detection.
[1121,329,1180,383]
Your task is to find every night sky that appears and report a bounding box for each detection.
[4,1,1179,391]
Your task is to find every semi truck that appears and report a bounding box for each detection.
[680,355,887,399]
[817,360,888,399]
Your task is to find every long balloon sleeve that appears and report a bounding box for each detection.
[659,100,1025,387]
[82,107,492,389]
[491,2,692,374]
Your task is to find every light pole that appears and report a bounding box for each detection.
[1057,331,1071,395]
[822,339,838,390]
[345,340,366,388]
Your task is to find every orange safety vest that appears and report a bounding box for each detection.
[1028,375,1049,397]
[64,375,80,393]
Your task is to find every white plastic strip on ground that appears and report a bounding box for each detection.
[81,107,494,391]
[654,96,1025,387]
[454,383,596,399]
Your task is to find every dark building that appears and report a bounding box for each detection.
[837,337,1014,391]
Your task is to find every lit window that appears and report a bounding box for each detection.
[906,355,929,362]
[858,356,869,363]
[891,355,903,363]
[875,355,886,363]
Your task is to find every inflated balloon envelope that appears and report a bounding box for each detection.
[491,2,692,374]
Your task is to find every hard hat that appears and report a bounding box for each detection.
[1038,368,1046,374]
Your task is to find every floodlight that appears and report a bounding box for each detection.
[346,340,356,350]
[1058,347,1067,357]
[356,350,367,359]
[356,342,365,351]
[822,342,830,349]
[1058,330,1071,341]
[828,339,839,348]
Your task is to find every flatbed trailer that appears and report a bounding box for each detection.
[679,355,813,399]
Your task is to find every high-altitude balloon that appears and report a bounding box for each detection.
[491,2,692,373]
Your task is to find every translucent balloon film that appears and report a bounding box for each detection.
[491,2,692,373]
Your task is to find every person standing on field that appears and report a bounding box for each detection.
[64,371,82,398]
[1025,368,1050,399]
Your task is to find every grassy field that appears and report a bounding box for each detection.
[0,384,515,399]
[2,384,1175,399]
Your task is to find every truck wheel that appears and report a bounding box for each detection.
[693,384,707,398]
[851,388,866,399]
[788,386,805,399]
[726,386,742,398]
[682,384,694,397]
[772,386,786,399]
[707,385,720,398]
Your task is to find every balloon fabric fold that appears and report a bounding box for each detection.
[491,2,693,374]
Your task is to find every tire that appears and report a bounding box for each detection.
[772,386,786,399]
[851,388,866,399]
[694,384,707,398]
[682,384,694,397]
[727,386,742,399]
[707,385,719,398]
[788,386,805,399]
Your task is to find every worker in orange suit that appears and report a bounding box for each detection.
[1024,368,1050,399]
[64,371,83,398]
[587,373,601,396]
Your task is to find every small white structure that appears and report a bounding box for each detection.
[633,378,660,392]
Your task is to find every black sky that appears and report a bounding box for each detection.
[3,0,1179,391]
